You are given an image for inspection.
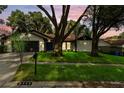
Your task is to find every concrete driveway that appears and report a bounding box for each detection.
[0,53,33,87]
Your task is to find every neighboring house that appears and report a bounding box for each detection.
[110,40,124,48]
[109,40,124,55]
[72,39,110,52]
[0,25,13,53]
[99,39,124,56]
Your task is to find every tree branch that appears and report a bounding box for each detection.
[37,5,52,21]
[50,5,58,28]
[97,9,124,37]
[58,5,67,31]
[64,5,70,20]
[37,5,57,28]
[60,6,70,37]
[63,5,90,41]
[98,18,124,37]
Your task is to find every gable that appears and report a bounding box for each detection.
[98,40,111,46]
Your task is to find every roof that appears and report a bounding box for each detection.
[111,40,124,45]
[64,33,92,41]
[104,39,124,46]
[32,30,92,41]
[31,30,53,40]
[31,31,90,42]
[2,27,90,42]
[0,25,13,36]
[64,34,77,42]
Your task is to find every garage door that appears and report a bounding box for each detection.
[24,41,39,52]
[12,41,39,52]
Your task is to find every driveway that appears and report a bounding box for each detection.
[0,52,33,87]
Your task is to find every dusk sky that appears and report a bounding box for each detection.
[0,5,85,20]
[0,5,123,38]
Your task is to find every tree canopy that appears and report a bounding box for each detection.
[86,5,124,56]
[7,10,26,33]
[37,5,90,56]
[7,10,52,34]
[87,6,124,38]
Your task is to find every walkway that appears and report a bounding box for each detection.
[25,62,124,67]
[0,53,33,87]
[3,81,124,88]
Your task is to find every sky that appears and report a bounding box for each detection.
[0,5,85,20]
[0,5,123,38]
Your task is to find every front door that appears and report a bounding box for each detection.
[46,42,53,51]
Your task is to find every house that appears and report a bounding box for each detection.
[0,25,13,53]
[3,30,73,52]
[75,39,111,52]
[110,40,124,48]
[0,25,13,45]
[111,40,124,55]
[99,39,124,56]
[1,27,111,53]
[0,25,119,54]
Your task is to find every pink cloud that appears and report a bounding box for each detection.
[68,5,86,20]
[101,29,124,38]
[52,5,86,21]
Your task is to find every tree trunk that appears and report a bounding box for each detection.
[74,39,77,52]
[53,41,63,56]
[91,37,99,56]
[91,6,99,57]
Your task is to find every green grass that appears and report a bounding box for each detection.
[13,64,124,81]
[31,51,124,64]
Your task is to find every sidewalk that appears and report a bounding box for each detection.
[24,61,124,67]
[0,53,33,87]
[3,81,124,88]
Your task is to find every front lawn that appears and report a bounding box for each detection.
[31,52,124,64]
[13,64,124,81]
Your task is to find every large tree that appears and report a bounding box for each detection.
[7,10,52,34]
[86,5,124,56]
[26,11,52,34]
[37,5,90,56]
[7,10,27,33]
